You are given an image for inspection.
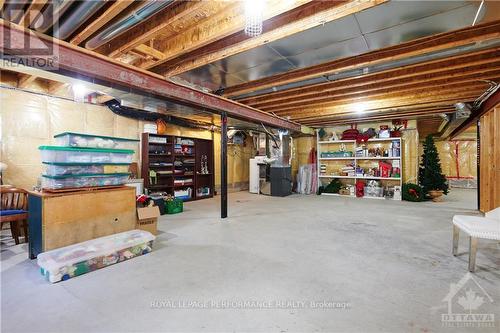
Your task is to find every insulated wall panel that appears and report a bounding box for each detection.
[1,87,252,190]
[1,89,142,189]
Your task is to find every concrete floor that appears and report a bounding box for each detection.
[1,189,499,333]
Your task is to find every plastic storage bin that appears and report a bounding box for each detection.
[54,132,139,150]
[39,146,134,163]
[37,229,155,283]
[165,198,183,214]
[364,186,384,197]
[42,173,130,189]
[43,162,130,176]
[174,188,192,201]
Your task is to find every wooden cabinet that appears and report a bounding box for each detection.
[141,133,214,201]
[28,187,136,259]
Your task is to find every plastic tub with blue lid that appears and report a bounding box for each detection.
[54,132,139,150]
[41,173,130,189]
[39,146,134,164]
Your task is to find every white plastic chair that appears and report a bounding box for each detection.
[452,207,500,272]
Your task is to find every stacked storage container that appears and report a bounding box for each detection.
[39,132,138,190]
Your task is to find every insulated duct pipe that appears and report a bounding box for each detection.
[32,0,74,33]
[104,99,216,131]
[278,130,291,166]
[85,0,174,50]
[2,0,30,23]
[52,0,106,40]
[440,105,472,139]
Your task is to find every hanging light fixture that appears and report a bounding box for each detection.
[244,0,265,37]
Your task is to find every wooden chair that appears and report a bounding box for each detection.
[0,187,28,244]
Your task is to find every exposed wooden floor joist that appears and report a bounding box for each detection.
[94,1,211,55]
[70,0,133,46]
[17,0,47,27]
[151,0,387,77]
[255,68,500,111]
[137,0,314,70]
[293,93,485,125]
[265,80,494,115]
[223,20,500,98]
[286,88,486,118]
[17,73,37,88]
[308,108,456,126]
[240,47,500,107]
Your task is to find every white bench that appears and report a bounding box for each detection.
[452,207,500,272]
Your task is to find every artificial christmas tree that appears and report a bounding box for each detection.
[419,135,449,201]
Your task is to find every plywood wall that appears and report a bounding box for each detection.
[0,87,252,190]
[479,104,500,212]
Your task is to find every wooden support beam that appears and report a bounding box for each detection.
[48,81,69,95]
[241,48,500,105]
[298,106,465,125]
[283,94,485,121]
[17,0,47,27]
[253,66,500,110]
[269,83,488,114]
[17,74,37,88]
[304,110,449,124]
[95,0,208,54]
[302,108,456,126]
[223,20,500,97]
[134,44,166,61]
[278,88,486,120]
[139,0,313,70]
[152,0,387,76]
[300,104,458,123]
[0,20,300,132]
[70,0,133,46]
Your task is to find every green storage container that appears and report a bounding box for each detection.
[165,198,183,214]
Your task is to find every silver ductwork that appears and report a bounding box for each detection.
[441,81,499,139]
[85,0,174,50]
[440,103,473,138]
[32,0,74,32]
[453,102,472,119]
[277,130,291,166]
[52,0,106,40]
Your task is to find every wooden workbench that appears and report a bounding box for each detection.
[28,186,136,259]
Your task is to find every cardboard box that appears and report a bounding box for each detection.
[137,206,160,235]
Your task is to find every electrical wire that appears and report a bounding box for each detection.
[261,123,280,149]
[473,80,499,109]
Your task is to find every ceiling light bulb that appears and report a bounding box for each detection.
[353,102,367,114]
[244,0,265,37]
